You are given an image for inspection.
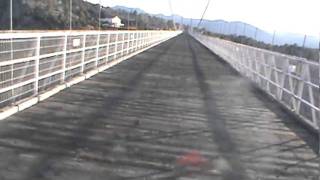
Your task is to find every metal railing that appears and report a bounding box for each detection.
[0,30,181,109]
[190,31,319,131]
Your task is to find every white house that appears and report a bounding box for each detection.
[101,16,124,28]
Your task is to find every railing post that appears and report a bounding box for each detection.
[106,33,110,64]
[278,59,287,101]
[121,33,124,57]
[318,36,320,154]
[144,32,147,47]
[265,55,271,93]
[126,33,130,55]
[141,32,144,49]
[140,32,145,50]
[142,32,145,48]
[95,33,100,67]
[247,49,254,80]
[252,50,259,84]
[288,71,297,111]
[81,34,86,73]
[34,35,41,95]
[116,33,120,59]
[271,55,280,100]
[138,32,141,50]
[140,32,144,49]
[134,32,138,52]
[305,65,317,125]
[62,35,67,82]
[136,32,140,51]
[295,65,306,114]
[146,32,149,47]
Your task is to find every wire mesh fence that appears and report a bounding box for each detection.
[193,22,320,62]
[0,30,181,109]
[191,31,319,131]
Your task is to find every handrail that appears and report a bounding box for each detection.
[190,31,319,131]
[0,30,182,112]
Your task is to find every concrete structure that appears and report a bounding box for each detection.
[0,34,318,180]
[101,16,124,28]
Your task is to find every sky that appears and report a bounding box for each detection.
[87,0,320,36]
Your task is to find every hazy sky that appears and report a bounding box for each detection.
[87,0,320,36]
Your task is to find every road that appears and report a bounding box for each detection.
[0,33,318,180]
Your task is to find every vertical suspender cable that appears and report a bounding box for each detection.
[70,0,72,30]
[197,0,211,28]
[168,0,176,30]
[127,11,130,30]
[318,33,320,154]
[254,27,258,40]
[98,0,101,31]
[271,30,276,47]
[10,0,13,32]
[302,34,307,48]
[10,0,14,89]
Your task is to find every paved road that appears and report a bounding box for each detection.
[0,34,318,180]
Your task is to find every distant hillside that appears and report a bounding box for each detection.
[200,30,319,61]
[0,0,102,30]
[154,13,318,49]
[112,5,146,14]
[158,12,318,60]
[0,0,176,30]
[198,20,318,49]
[182,18,318,49]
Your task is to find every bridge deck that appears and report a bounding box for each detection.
[0,34,318,180]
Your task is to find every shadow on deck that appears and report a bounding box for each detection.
[0,33,318,180]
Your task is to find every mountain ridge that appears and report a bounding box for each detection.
[0,0,175,30]
[130,10,318,48]
[112,5,146,14]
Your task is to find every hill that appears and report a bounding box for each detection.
[0,0,176,30]
[200,30,319,61]
[112,5,145,14]
[154,13,318,49]
[181,18,318,49]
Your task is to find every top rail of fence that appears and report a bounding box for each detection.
[0,30,177,39]
[190,31,319,131]
[194,32,318,66]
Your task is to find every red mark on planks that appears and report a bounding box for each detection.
[177,150,208,167]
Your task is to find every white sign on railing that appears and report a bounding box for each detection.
[73,39,81,47]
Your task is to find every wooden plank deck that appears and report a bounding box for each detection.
[0,33,318,180]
